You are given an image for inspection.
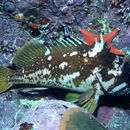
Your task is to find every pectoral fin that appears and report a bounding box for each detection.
[77,88,99,113]
[65,88,99,114]
[79,97,98,113]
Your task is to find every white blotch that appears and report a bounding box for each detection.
[84,75,96,86]
[59,62,68,69]
[58,72,80,90]
[49,64,51,68]
[83,52,87,57]
[70,51,78,56]
[77,74,96,92]
[35,70,42,75]
[108,69,122,77]
[83,58,88,63]
[47,56,52,61]
[109,82,127,94]
[92,67,101,74]
[63,54,67,57]
[63,72,80,82]
[108,56,124,77]
[88,34,104,57]
[45,47,50,55]
[42,68,51,75]
[94,83,104,100]
[22,69,25,73]
[112,56,119,64]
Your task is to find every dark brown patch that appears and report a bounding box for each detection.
[72,78,82,88]
[19,122,33,130]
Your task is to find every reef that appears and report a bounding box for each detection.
[0,0,130,129]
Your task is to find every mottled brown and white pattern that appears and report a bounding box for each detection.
[7,36,128,96]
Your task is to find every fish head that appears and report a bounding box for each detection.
[96,50,129,95]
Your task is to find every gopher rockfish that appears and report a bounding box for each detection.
[0,29,129,113]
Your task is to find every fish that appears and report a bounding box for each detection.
[0,29,129,113]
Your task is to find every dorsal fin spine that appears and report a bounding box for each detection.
[70,36,84,45]
[66,38,77,46]
[57,40,69,47]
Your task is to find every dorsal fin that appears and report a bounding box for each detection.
[13,40,47,68]
[13,36,87,68]
[51,36,87,51]
[62,36,86,47]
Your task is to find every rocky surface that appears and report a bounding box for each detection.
[97,106,130,130]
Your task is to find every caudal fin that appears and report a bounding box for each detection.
[0,65,11,93]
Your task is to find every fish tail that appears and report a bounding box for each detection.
[0,65,11,93]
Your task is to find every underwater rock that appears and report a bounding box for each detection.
[0,15,27,66]
[54,0,66,8]
[0,93,28,129]
[97,106,130,130]
[59,107,106,130]
[72,0,85,6]
[16,0,33,13]
[3,1,16,13]
[4,0,127,52]
[26,0,43,5]
[14,100,78,130]
[118,35,130,49]
[97,106,115,125]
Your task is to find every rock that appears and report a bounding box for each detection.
[0,15,27,66]
[54,0,66,8]
[60,107,106,130]
[97,106,130,130]
[14,100,78,130]
[3,1,16,13]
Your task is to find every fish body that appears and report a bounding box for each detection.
[0,30,129,113]
[9,38,105,93]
